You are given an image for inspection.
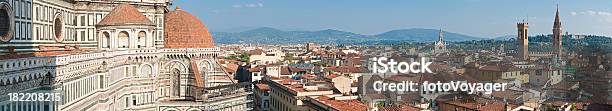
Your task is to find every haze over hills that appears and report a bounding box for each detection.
[494,35,516,40]
[211,27,489,44]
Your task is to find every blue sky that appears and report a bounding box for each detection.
[172,0,612,38]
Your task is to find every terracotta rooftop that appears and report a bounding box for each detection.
[97,4,153,26]
[437,94,518,111]
[280,66,291,75]
[325,74,338,79]
[313,96,368,111]
[301,74,317,80]
[255,83,269,91]
[248,66,265,72]
[164,7,214,48]
[221,63,238,74]
[380,104,421,111]
[0,45,90,60]
[326,66,368,73]
[0,50,84,60]
[477,102,517,111]
[248,49,265,55]
[479,64,520,72]
[273,78,332,93]
[490,89,523,100]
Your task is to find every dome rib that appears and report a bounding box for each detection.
[97,3,154,26]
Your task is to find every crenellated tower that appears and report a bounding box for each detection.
[517,22,529,60]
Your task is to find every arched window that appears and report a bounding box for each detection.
[102,32,110,48]
[140,65,152,77]
[118,31,129,48]
[138,31,146,48]
[171,69,180,97]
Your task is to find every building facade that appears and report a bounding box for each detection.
[0,0,251,111]
[433,28,446,54]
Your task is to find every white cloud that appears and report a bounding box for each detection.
[574,10,612,23]
[232,3,264,8]
[584,10,597,15]
[570,12,577,16]
[597,11,612,16]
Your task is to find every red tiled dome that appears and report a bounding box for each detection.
[97,4,153,26]
[164,7,214,48]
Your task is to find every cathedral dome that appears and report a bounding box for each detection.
[164,7,214,48]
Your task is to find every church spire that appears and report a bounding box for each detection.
[438,28,444,43]
[552,4,563,63]
[434,28,446,54]
[554,5,562,29]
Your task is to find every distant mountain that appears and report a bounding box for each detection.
[374,28,483,42]
[215,26,259,33]
[212,27,484,44]
[494,35,516,40]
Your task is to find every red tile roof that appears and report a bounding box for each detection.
[249,66,265,72]
[479,64,520,72]
[477,102,517,111]
[164,7,214,48]
[97,4,153,26]
[314,96,368,111]
[255,83,269,91]
[326,66,368,73]
[288,66,307,72]
[380,104,421,111]
[301,74,317,80]
[325,74,338,79]
[0,50,86,60]
[248,49,265,55]
[281,66,291,75]
[222,63,239,74]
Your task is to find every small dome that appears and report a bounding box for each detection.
[164,7,214,48]
[97,4,153,26]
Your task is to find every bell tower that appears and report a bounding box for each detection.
[517,22,529,60]
[552,5,563,60]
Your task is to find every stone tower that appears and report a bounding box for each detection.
[553,6,563,59]
[517,22,529,60]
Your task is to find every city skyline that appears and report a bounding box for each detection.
[173,0,612,37]
[0,0,610,111]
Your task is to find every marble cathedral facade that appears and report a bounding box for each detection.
[0,0,250,111]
